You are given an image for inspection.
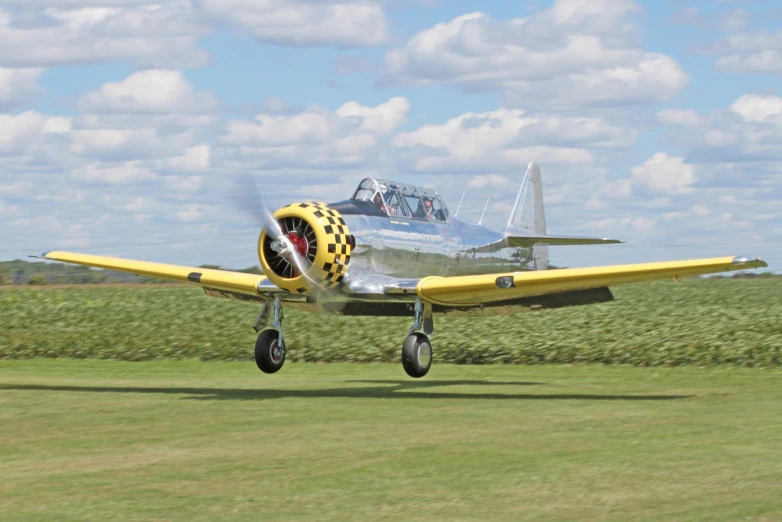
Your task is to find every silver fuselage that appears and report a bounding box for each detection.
[341,212,536,279]
[240,202,612,316]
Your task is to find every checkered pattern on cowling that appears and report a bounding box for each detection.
[293,202,352,290]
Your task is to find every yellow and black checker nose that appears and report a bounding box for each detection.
[258,201,353,293]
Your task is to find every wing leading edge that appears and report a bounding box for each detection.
[415,256,768,306]
[40,251,276,296]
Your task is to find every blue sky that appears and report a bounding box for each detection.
[1,0,781,271]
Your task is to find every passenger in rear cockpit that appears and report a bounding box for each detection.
[416,197,436,220]
[416,197,445,221]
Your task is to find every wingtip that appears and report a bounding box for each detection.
[732,256,768,268]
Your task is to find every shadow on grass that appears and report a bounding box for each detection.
[346,380,543,387]
[0,382,693,401]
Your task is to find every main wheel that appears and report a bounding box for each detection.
[255,329,286,374]
[402,332,432,378]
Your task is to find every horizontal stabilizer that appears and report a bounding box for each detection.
[473,231,621,253]
[504,229,622,248]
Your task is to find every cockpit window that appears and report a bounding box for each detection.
[430,197,447,221]
[351,178,449,222]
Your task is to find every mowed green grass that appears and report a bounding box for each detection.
[2,279,782,366]
[2,360,782,521]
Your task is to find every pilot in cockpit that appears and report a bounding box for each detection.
[373,192,395,216]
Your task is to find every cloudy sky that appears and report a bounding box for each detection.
[1,0,780,271]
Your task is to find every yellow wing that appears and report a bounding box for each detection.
[416,256,768,306]
[41,251,275,297]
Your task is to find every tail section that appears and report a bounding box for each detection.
[505,162,549,269]
[502,161,621,270]
[506,161,547,235]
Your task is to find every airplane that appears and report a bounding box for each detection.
[37,162,767,378]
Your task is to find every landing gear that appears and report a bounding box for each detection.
[402,298,434,378]
[253,294,286,374]
[255,329,285,373]
[402,332,432,378]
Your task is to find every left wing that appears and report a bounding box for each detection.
[414,256,767,306]
[39,251,278,297]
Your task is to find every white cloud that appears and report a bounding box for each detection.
[168,144,211,171]
[392,107,634,173]
[71,161,158,184]
[656,109,704,127]
[336,97,410,135]
[77,70,220,113]
[196,0,387,47]
[224,111,334,146]
[730,94,782,122]
[661,94,782,165]
[69,128,153,156]
[708,29,782,74]
[121,195,156,213]
[631,153,697,194]
[0,111,71,153]
[467,174,510,189]
[173,203,206,223]
[218,97,409,170]
[0,4,209,68]
[70,126,197,160]
[0,68,44,110]
[382,1,688,108]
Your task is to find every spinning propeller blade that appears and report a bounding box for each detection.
[232,175,325,291]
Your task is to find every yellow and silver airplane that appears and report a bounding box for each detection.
[39,162,767,378]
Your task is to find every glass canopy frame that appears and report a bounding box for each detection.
[350,178,450,222]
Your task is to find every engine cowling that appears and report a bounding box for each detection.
[258,201,353,293]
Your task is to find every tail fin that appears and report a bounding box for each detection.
[505,162,549,269]
[506,161,546,235]
[501,161,621,270]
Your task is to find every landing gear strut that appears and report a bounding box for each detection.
[253,294,286,374]
[402,298,434,378]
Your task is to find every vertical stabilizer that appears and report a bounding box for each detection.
[505,161,549,269]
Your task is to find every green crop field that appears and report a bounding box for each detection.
[2,361,782,521]
[2,280,782,520]
[1,279,781,366]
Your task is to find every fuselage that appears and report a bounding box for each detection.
[329,199,537,279]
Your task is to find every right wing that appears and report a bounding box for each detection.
[415,256,767,306]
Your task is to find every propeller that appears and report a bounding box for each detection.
[233,174,326,291]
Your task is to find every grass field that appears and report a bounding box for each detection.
[2,360,782,521]
[2,279,781,366]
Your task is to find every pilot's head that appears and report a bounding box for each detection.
[423,198,432,211]
[373,193,382,205]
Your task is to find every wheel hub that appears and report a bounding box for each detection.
[270,340,285,363]
[417,343,432,368]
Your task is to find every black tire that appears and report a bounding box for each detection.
[255,329,285,374]
[401,333,432,378]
